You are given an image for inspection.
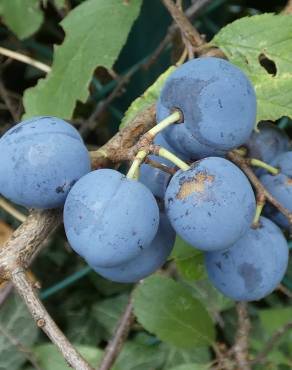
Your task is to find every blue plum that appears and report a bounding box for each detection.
[139,133,186,199]
[205,217,289,301]
[157,57,256,158]
[260,151,292,229]
[0,116,91,209]
[91,213,175,283]
[63,169,160,267]
[246,121,290,164]
[165,157,256,251]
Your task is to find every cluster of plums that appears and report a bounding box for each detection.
[0,57,290,302]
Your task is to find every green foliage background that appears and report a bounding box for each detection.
[0,1,292,369]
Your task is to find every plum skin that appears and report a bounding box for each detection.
[205,217,289,301]
[0,116,91,209]
[91,213,175,283]
[260,151,292,229]
[63,169,160,268]
[165,157,256,251]
[157,57,256,158]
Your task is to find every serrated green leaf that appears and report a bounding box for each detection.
[171,236,206,281]
[0,293,38,370]
[212,13,292,122]
[23,0,142,119]
[0,0,43,39]
[133,275,215,348]
[120,66,176,129]
[33,343,105,370]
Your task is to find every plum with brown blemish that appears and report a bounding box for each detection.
[165,157,256,251]
[261,151,292,229]
[205,217,289,301]
[0,116,91,209]
[156,57,256,159]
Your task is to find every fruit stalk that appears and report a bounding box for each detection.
[249,158,279,175]
[155,146,190,171]
[228,151,292,234]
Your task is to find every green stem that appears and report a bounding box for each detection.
[250,158,279,175]
[147,110,181,138]
[158,147,190,171]
[253,202,265,226]
[127,150,148,179]
[234,147,247,157]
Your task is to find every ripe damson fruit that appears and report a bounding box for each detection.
[260,151,292,229]
[0,116,91,209]
[205,217,289,301]
[165,157,256,251]
[246,121,290,164]
[157,57,256,159]
[63,169,160,267]
[91,213,175,283]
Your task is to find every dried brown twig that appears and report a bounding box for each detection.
[98,299,135,370]
[162,0,204,48]
[144,0,212,69]
[232,302,251,370]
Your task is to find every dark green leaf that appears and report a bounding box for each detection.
[133,275,215,348]
[0,293,38,370]
[33,343,105,370]
[259,307,292,335]
[171,236,206,281]
[0,0,43,39]
[23,0,142,118]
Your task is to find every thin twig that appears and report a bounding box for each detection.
[233,302,251,370]
[143,0,212,69]
[0,322,43,370]
[0,209,62,283]
[0,46,51,73]
[227,151,292,231]
[162,0,204,48]
[90,104,156,167]
[11,269,93,370]
[98,299,135,370]
[144,158,176,174]
[250,322,292,365]
[278,283,292,299]
[80,69,136,137]
[0,197,27,223]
